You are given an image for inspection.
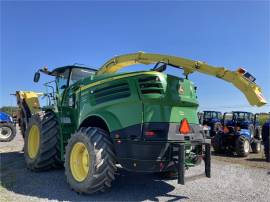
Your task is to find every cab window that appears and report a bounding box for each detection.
[70,68,96,85]
[56,69,70,95]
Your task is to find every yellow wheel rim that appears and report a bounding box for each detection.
[70,142,90,182]
[28,125,40,159]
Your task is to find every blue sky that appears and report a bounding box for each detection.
[1,1,269,112]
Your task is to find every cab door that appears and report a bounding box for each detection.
[57,68,78,146]
[60,85,78,144]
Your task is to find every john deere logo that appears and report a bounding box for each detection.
[178,85,184,94]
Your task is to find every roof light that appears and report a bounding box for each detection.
[237,68,246,74]
[237,68,256,82]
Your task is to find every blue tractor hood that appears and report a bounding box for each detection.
[239,129,252,140]
[0,112,13,123]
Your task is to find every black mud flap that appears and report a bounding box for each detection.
[172,142,211,185]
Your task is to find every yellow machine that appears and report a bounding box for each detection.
[15,91,43,137]
[97,52,266,107]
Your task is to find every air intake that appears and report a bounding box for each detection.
[94,82,130,104]
[138,76,164,95]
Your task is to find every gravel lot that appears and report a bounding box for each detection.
[1,128,269,202]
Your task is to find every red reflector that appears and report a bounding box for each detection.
[179,118,190,134]
[146,131,155,137]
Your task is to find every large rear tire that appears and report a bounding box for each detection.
[24,111,62,171]
[65,127,116,194]
[236,136,250,157]
[0,122,16,142]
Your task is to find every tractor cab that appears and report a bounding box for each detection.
[213,111,262,157]
[223,111,254,130]
[223,111,257,139]
[202,111,222,124]
[223,111,262,141]
[254,113,262,127]
[201,111,223,137]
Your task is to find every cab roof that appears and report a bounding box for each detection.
[50,65,97,76]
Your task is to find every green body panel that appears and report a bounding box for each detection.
[78,76,143,132]
[75,72,199,132]
[46,69,199,159]
[141,75,198,124]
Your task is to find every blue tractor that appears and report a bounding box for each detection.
[199,111,223,137]
[213,111,261,157]
[0,112,16,142]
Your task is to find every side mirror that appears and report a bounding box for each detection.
[34,72,40,83]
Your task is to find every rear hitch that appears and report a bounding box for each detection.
[172,142,211,185]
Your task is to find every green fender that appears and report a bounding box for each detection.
[78,111,123,133]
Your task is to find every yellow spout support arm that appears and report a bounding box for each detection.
[97,52,267,107]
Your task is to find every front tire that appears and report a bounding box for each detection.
[24,112,61,171]
[65,127,116,194]
[255,127,262,140]
[0,122,16,142]
[251,141,261,153]
[248,125,255,138]
[236,136,250,157]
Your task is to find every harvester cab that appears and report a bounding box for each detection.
[201,111,223,137]
[34,65,97,102]
[20,52,267,194]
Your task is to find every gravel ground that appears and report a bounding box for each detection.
[0,128,269,202]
